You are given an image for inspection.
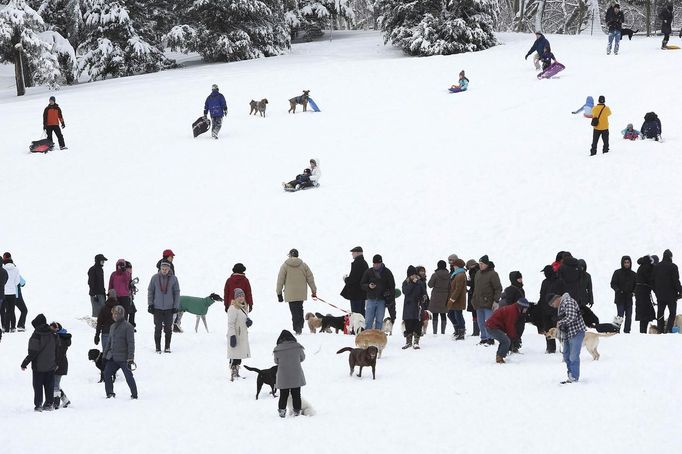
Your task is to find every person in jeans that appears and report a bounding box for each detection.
[148,262,180,353]
[548,293,586,384]
[610,256,636,333]
[276,249,317,335]
[361,254,396,330]
[605,4,624,55]
[486,298,530,363]
[341,246,368,315]
[472,255,502,345]
[590,96,611,156]
[103,305,137,399]
[652,249,681,333]
[88,254,108,317]
[447,259,467,339]
[273,330,306,418]
[20,314,57,411]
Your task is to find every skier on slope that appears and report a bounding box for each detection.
[204,84,227,139]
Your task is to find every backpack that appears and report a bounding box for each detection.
[644,112,658,122]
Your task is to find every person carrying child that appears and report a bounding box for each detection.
[273,329,306,418]
[449,70,469,93]
[622,124,641,140]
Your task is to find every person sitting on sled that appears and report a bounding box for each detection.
[540,46,556,71]
[621,124,641,140]
[450,71,469,93]
[572,96,594,118]
[283,159,321,190]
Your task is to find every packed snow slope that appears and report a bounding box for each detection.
[1,32,681,453]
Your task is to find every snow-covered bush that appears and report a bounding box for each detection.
[286,0,355,39]
[39,30,77,84]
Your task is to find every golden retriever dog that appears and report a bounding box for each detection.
[288,90,310,113]
[546,328,615,361]
[355,329,388,359]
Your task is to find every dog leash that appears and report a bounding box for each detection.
[315,297,350,315]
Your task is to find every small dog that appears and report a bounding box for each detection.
[382,318,394,336]
[546,328,615,360]
[316,312,346,334]
[349,313,365,335]
[305,312,323,333]
[287,396,315,416]
[620,28,638,40]
[243,365,278,399]
[337,346,378,379]
[421,310,433,335]
[594,315,623,334]
[355,329,388,358]
[288,90,310,113]
[249,98,268,117]
[648,324,660,334]
[88,348,115,383]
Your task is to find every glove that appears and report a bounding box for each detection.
[61,123,65,129]
[525,55,528,60]
[230,335,237,348]
[312,293,317,300]
[246,317,253,328]
[43,125,47,131]
[277,294,284,302]
[147,305,154,314]
[94,334,100,345]
[172,308,178,314]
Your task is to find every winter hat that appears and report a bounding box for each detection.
[112,305,125,321]
[49,96,55,102]
[479,255,490,266]
[160,261,171,269]
[310,159,317,166]
[546,293,560,305]
[454,258,466,269]
[373,254,383,264]
[350,246,363,253]
[234,288,245,299]
[517,298,530,308]
[50,322,63,331]
[555,251,565,262]
[95,254,108,262]
[163,249,175,258]
[663,249,673,260]
[232,263,246,273]
[116,258,126,268]
[448,254,459,262]
[465,259,477,270]
[277,329,297,345]
[437,260,447,270]
[212,84,219,90]
[289,248,299,258]
[509,271,523,283]
[613,4,620,9]
[406,265,417,277]
[652,255,660,264]
[626,123,633,129]
[598,95,605,104]
[31,313,47,328]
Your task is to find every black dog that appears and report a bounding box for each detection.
[336,346,378,379]
[88,348,115,383]
[621,28,638,40]
[315,312,346,333]
[243,365,278,399]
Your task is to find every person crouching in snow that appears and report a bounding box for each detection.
[227,288,251,381]
[622,124,641,140]
[20,314,57,412]
[51,322,72,409]
[572,96,594,117]
[402,266,427,350]
[525,32,549,70]
[485,298,530,363]
[273,330,306,418]
[540,46,556,71]
[450,70,469,93]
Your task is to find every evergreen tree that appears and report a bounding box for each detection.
[77,0,173,80]
[35,0,84,47]
[285,0,355,39]
[164,0,290,63]
[378,0,496,56]
[0,0,61,95]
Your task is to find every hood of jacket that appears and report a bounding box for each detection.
[637,255,652,266]
[285,257,303,267]
[542,265,555,279]
[509,271,523,288]
[273,340,304,353]
[32,313,47,328]
[621,255,632,269]
[663,249,673,262]
[577,259,587,272]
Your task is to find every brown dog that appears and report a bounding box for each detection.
[288,90,310,113]
[336,346,378,379]
[355,329,388,358]
[249,98,268,117]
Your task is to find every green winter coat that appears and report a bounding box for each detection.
[180,296,214,315]
[472,267,502,310]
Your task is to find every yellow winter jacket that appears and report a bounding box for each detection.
[591,105,611,130]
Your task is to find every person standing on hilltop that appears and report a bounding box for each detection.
[605,4,624,55]
[590,96,611,156]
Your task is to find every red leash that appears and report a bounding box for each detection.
[314,297,350,315]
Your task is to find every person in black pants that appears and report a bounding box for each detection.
[273,330,306,418]
[635,255,657,334]
[659,3,673,49]
[653,249,681,333]
[42,96,67,150]
[15,279,28,331]
[590,96,611,156]
[610,256,636,333]
[20,314,57,411]
[341,246,368,316]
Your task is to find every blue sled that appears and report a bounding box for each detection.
[307,97,321,112]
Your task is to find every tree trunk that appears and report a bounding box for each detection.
[14,49,25,97]
[646,0,651,36]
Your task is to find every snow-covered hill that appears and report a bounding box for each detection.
[1,31,681,453]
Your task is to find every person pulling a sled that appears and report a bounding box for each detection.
[283,159,321,190]
[204,84,227,139]
[449,70,469,93]
[43,96,67,150]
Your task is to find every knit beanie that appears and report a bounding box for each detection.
[234,288,245,299]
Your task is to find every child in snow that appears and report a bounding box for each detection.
[621,124,641,140]
[283,159,321,190]
[273,330,306,418]
[572,96,594,118]
[540,46,556,71]
[51,322,72,409]
[227,288,251,381]
[20,314,57,411]
[641,112,662,141]
[449,70,469,93]
[402,266,427,350]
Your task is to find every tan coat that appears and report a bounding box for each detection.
[472,268,502,310]
[276,258,317,302]
[448,271,467,310]
[227,299,250,360]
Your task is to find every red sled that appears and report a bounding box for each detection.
[29,138,53,153]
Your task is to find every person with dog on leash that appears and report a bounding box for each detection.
[227,288,251,381]
[605,4,624,55]
[402,266,427,349]
[610,256,636,333]
[273,330,306,418]
[361,254,396,330]
[276,249,317,335]
[547,293,586,384]
[485,298,530,363]
[147,261,180,353]
[102,305,138,399]
[203,84,228,139]
[341,246,369,316]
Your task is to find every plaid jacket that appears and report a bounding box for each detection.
[557,293,586,339]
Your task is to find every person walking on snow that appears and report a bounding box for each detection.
[548,293,586,384]
[88,254,108,318]
[227,288,251,381]
[590,95,611,156]
[659,3,673,49]
[276,249,317,335]
[43,96,67,150]
[102,305,137,399]
[1,253,21,333]
[402,266,427,350]
[610,256,636,333]
[147,262,180,353]
[273,330,306,418]
[204,84,227,139]
[485,298,530,363]
[20,314,57,411]
[652,249,681,333]
[525,32,549,70]
[224,263,253,312]
[341,246,369,316]
[606,4,624,55]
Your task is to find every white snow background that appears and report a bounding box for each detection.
[1,31,681,453]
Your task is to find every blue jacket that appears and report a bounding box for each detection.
[526,34,549,58]
[459,78,469,91]
[641,118,661,138]
[204,91,227,118]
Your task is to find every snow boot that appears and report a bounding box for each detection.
[401,334,413,350]
[456,328,465,340]
[472,323,480,337]
[496,355,505,364]
[278,409,286,418]
[293,410,301,417]
[230,364,240,382]
[413,335,421,350]
[59,390,70,408]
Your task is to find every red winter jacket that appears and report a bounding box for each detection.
[224,273,253,310]
[485,303,522,339]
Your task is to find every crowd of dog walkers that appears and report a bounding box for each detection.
[2,244,680,416]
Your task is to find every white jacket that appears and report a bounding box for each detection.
[310,159,321,183]
[3,263,21,295]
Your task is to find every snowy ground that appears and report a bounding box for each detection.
[1,31,681,453]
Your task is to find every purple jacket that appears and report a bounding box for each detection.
[109,270,131,297]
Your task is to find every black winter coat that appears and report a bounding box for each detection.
[610,256,636,304]
[653,257,682,302]
[360,265,396,301]
[21,319,56,372]
[641,118,661,139]
[635,256,656,322]
[402,279,426,320]
[0,266,6,299]
[466,266,478,312]
[558,257,581,300]
[341,255,369,301]
[660,7,673,35]
[606,8,624,32]
[576,260,594,307]
[88,263,106,296]
[55,331,72,376]
[502,284,525,307]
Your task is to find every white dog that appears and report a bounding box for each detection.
[350,313,365,334]
[382,318,394,336]
[287,396,315,416]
